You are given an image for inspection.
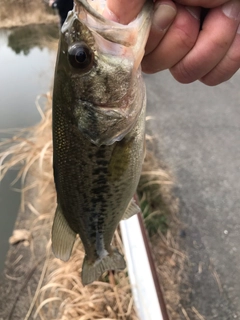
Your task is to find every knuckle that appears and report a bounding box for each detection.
[142,57,164,74]
[170,61,197,84]
[210,36,231,52]
[200,66,236,86]
[200,74,229,86]
[141,60,155,74]
[227,50,240,65]
[177,0,227,7]
[200,76,220,86]
[224,35,240,67]
[174,22,197,51]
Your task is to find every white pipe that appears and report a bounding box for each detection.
[120,215,163,320]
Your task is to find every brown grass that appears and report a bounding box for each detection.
[0,0,58,28]
[0,93,188,319]
[0,93,137,319]
[138,137,187,320]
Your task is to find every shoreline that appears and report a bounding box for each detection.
[0,18,58,30]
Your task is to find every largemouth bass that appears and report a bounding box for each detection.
[52,0,153,285]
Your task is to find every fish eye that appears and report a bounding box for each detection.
[68,43,93,71]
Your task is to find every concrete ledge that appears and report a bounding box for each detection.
[0,189,48,320]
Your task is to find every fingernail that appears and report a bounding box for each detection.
[186,6,201,20]
[153,4,177,31]
[222,0,240,21]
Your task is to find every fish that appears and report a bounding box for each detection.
[51,0,153,285]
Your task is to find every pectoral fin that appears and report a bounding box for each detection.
[143,138,146,162]
[52,204,76,261]
[122,199,140,220]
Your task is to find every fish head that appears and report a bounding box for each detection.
[54,0,153,146]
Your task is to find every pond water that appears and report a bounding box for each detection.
[0,24,58,272]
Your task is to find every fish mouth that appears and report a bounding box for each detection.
[73,0,153,47]
[62,1,153,71]
[75,0,110,24]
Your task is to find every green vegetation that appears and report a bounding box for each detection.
[137,150,172,237]
[7,24,59,55]
[138,181,169,236]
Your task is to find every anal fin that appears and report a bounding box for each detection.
[52,204,76,261]
[122,198,140,220]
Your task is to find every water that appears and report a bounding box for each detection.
[0,24,58,272]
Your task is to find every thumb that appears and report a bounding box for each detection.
[104,0,146,24]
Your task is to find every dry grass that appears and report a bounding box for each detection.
[0,0,58,28]
[138,136,187,320]
[0,93,137,319]
[0,93,189,319]
[34,239,136,320]
[138,132,206,320]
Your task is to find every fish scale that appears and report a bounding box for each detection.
[51,0,153,285]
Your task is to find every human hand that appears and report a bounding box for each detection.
[105,0,240,86]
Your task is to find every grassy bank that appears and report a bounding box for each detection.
[0,0,58,28]
[0,94,188,319]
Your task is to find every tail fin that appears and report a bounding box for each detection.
[81,249,126,286]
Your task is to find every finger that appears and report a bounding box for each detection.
[170,0,240,83]
[104,0,145,24]
[200,25,240,85]
[175,0,228,8]
[142,4,200,73]
[145,1,177,55]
